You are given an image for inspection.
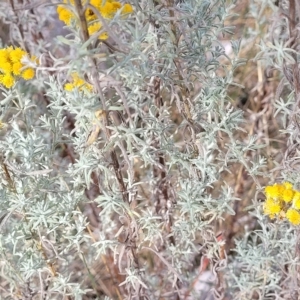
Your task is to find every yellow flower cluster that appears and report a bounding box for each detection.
[263,182,300,225]
[57,0,133,40]
[0,46,36,89]
[64,72,93,92]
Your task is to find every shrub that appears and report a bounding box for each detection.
[0,0,298,299]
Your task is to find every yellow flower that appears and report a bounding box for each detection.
[90,0,102,9]
[1,73,15,88]
[9,47,26,63]
[293,191,300,210]
[111,1,122,13]
[0,49,9,62]
[57,5,74,25]
[263,197,282,217]
[277,184,285,198]
[121,3,133,14]
[0,49,10,67]
[57,0,132,26]
[282,188,294,203]
[283,182,293,190]
[88,22,101,35]
[265,184,281,199]
[99,32,108,40]
[100,2,114,18]
[286,208,300,225]
[85,8,97,22]
[72,73,93,91]
[64,82,74,91]
[12,62,22,75]
[21,68,35,80]
[64,72,93,92]
[0,61,12,73]
[73,76,85,88]
[0,46,35,87]
[88,22,108,40]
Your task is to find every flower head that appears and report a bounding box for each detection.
[57,5,74,25]
[0,46,36,88]
[85,8,97,22]
[100,2,115,18]
[56,0,133,44]
[21,68,35,80]
[64,72,93,92]
[0,61,12,73]
[121,3,133,14]
[263,182,300,226]
[282,188,294,203]
[64,83,74,91]
[263,197,282,217]
[111,2,122,13]
[265,184,281,200]
[12,62,22,75]
[283,182,293,190]
[88,22,108,40]
[9,47,26,63]
[286,208,300,225]
[293,191,300,210]
[0,49,10,62]
[0,73,15,88]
